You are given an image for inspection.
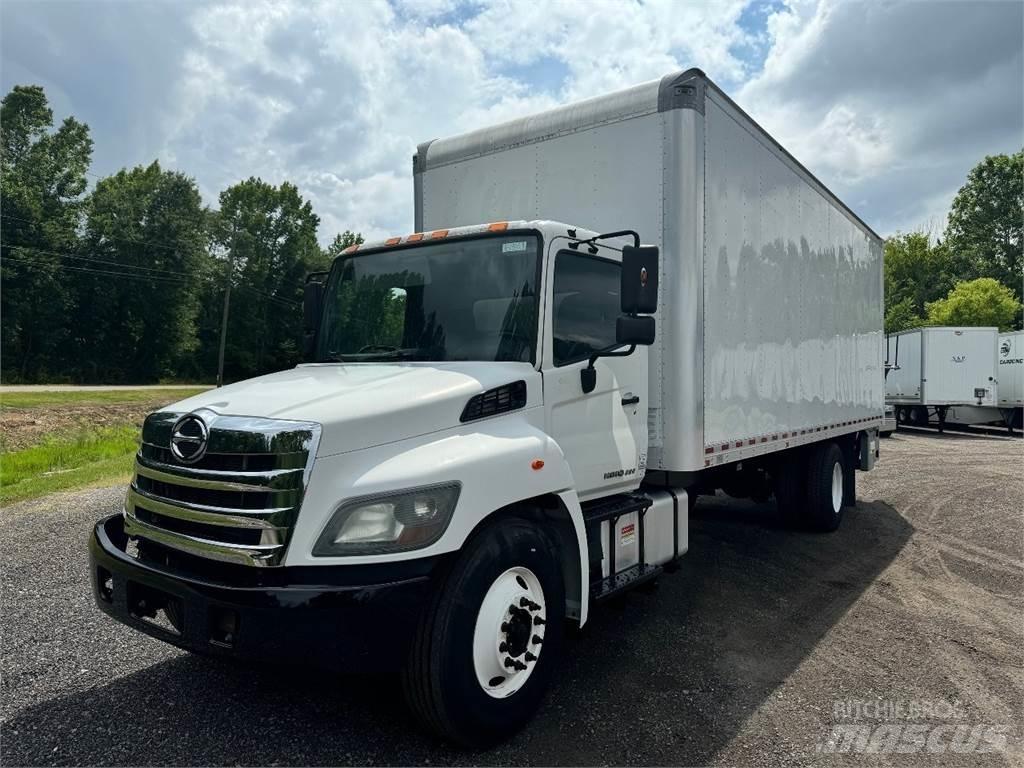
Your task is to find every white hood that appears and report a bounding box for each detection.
[167,362,539,457]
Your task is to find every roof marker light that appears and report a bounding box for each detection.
[407,233,424,242]
[430,230,449,239]
[385,237,401,246]
[342,245,359,254]
[488,222,509,232]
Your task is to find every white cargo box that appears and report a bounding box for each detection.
[414,68,884,473]
[885,327,998,406]
[998,330,1023,407]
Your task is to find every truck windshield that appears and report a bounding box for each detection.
[316,234,540,363]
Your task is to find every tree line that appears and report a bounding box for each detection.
[1,84,362,384]
[1,83,1021,383]
[884,150,1023,333]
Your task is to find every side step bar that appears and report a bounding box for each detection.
[581,492,652,524]
[582,493,658,604]
[591,563,662,603]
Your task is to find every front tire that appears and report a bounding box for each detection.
[402,517,565,748]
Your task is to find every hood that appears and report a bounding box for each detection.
[166,362,539,457]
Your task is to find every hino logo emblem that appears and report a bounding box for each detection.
[640,266,649,288]
[1002,340,1011,357]
[170,414,209,464]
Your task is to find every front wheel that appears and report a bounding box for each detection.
[402,517,565,748]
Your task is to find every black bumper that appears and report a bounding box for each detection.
[89,514,441,672]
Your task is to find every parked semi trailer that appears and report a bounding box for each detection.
[942,329,1024,432]
[885,326,1003,431]
[89,69,884,747]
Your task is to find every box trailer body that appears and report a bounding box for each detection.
[885,327,998,406]
[998,331,1023,408]
[944,330,1024,430]
[414,70,884,474]
[90,69,884,747]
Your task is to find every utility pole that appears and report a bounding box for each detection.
[216,225,236,388]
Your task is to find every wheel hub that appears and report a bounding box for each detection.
[473,566,547,698]
[504,605,532,657]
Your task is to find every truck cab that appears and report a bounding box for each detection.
[90,220,672,747]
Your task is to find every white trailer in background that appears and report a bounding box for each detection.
[997,331,1023,429]
[885,326,999,431]
[952,330,1024,431]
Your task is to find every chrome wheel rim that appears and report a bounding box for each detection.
[831,461,843,513]
[472,566,546,698]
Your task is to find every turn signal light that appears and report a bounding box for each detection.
[531,459,545,471]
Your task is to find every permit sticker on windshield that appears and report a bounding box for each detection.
[502,240,528,253]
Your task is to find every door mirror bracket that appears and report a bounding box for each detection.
[579,243,660,394]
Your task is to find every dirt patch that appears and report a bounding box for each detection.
[0,400,167,452]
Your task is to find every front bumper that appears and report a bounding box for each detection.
[89,514,443,672]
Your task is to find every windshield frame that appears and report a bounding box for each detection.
[314,229,545,367]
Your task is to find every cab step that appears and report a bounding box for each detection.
[580,492,652,525]
[591,563,662,603]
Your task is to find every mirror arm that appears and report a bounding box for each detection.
[581,344,637,394]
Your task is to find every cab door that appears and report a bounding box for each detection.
[541,240,648,501]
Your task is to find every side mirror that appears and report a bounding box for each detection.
[620,244,659,315]
[302,273,327,360]
[580,243,659,394]
[616,315,655,346]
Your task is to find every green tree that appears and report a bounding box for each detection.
[945,150,1023,303]
[883,232,957,320]
[925,278,1022,331]
[211,178,324,380]
[0,85,92,381]
[324,230,364,261]
[885,296,922,334]
[73,162,210,382]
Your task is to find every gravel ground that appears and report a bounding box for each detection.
[2,432,1021,766]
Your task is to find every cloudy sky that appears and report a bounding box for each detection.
[2,0,1021,243]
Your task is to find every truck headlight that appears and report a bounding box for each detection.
[312,483,461,556]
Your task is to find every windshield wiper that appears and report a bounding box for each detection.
[323,347,436,362]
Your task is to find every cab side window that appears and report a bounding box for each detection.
[552,251,621,366]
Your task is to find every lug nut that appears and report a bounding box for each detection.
[533,616,546,626]
[501,622,511,632]
[499,642,508,652]
[504,657,517,669]
[524,652,537,662]
[532,634,543,645]
[520,598,540,611]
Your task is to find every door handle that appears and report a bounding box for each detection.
[621,395,640,406]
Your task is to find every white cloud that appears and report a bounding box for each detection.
[2,0,1020,242]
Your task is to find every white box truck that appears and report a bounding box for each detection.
[885,326,999,430]
[90,69,883,747]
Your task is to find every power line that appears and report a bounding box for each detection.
[1,213,310,290]
[3,250,301,308]
[1,241,207,278]
[2,212,192,256]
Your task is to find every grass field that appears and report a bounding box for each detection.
[1,388,208,505]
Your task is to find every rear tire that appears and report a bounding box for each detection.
[773,450,806,527]
[401,517,565,748]
[804,442,846,532]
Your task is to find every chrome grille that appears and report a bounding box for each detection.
[124,410,320,567]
